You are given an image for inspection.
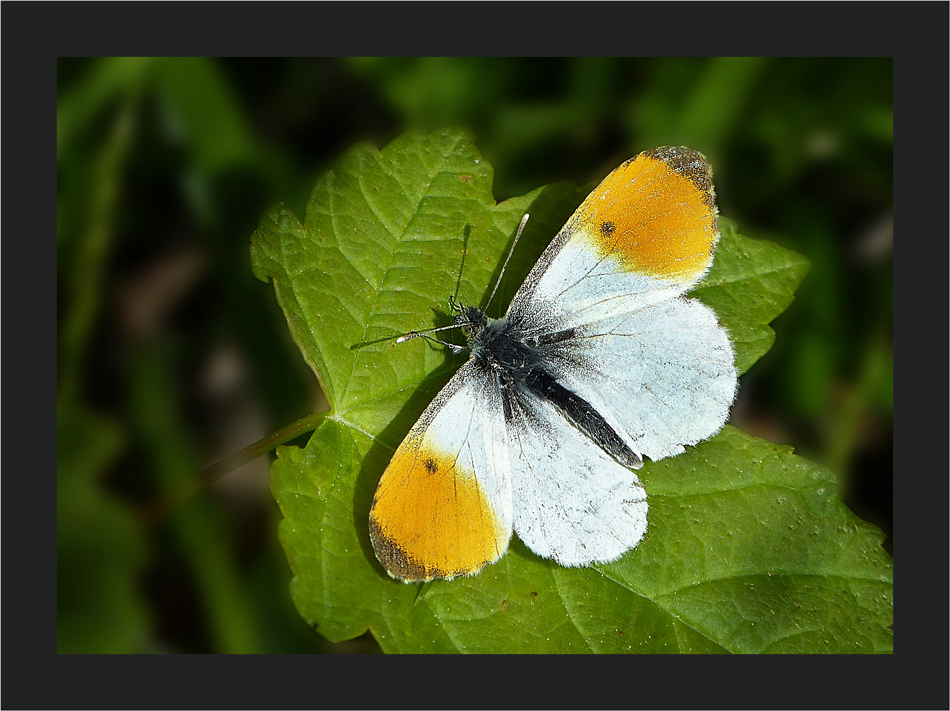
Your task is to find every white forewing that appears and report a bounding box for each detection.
[417,361,515,534]
[507,205,719,333]
[507,234,684,331]
[506,391,649,567]
[370,355,517,581]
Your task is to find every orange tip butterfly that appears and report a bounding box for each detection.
[370,146,737,583]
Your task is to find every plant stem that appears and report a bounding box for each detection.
[139,411,328,526]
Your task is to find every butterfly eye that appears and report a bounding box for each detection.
[524,336,539,348]
[455,311,472,336]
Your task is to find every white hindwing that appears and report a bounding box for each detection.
[506,390,649,567]
[541,295,736,462]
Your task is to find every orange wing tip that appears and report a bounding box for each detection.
[578,145,719,284]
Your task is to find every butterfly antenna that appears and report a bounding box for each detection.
[482,213,530,314]
[395,323,467,353]
[451,225,471,305]
[395,214,528,350]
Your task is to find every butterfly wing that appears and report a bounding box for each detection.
[539,296,736,462]
[507,146,735,463]
[508,146,720,330]
[369,360,513,582]
[505,387,648,567]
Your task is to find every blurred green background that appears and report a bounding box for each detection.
[57,57,892,654]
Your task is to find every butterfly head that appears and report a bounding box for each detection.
[455,304,488,341]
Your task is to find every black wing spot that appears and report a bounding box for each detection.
[601,221,616,237]
[423,457,438,475]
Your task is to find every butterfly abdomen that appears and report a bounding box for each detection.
[521,368,643,470]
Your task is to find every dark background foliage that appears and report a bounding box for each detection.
[57,57,892,654]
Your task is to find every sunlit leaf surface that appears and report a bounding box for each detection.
[251,128,891,653]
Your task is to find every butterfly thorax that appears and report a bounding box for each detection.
[458,306,539,383]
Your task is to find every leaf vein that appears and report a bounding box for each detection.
[339,136,466,408]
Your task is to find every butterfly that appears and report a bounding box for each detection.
[369,146,737,583]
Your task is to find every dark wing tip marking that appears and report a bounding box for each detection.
[369,516,425,582]
[641,146,714,210]
[370,516,459,583]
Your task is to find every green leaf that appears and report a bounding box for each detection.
[251,128,892,653]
